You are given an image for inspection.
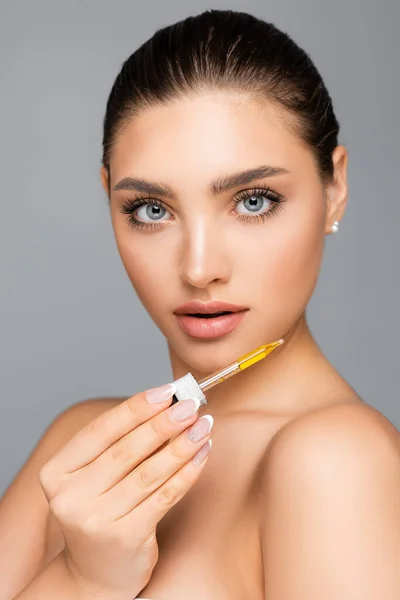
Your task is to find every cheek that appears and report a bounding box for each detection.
[237,200,325,319]
[114,228,173,315]
[271,224,324,297]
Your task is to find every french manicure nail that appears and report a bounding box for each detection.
[170,398,198,422]
[145,383,176,403]
[186,415,214,443]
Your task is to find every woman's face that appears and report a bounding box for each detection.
[102,93,346,374]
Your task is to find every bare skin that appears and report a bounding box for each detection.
[43,366,395,599]
[2,92,399,599]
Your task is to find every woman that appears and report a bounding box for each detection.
[1,8,399,600]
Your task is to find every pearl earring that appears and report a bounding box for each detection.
[331,220,339,233]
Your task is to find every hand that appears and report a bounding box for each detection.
[39,384,213,599]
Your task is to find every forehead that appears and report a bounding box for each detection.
[109,93,314,185]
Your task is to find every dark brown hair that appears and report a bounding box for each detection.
[102,9,339,184]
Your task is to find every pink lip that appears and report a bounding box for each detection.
[174,310,248,339]
[174,300,248,315]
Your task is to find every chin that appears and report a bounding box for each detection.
[170,327,279,375]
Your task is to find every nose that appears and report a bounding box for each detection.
[179,218,231,289]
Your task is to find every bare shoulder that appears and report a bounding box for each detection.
[53,395,128,434]
[0,395,127,598]
[259,402,400,598]
[262,401,400,487]
[266,400,400,463]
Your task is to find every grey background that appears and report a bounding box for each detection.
[0,0,399,496]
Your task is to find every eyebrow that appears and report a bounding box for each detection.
[113,165,290,199]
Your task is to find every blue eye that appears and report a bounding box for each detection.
[121,197,173,229]
[135,203,171,222]
[121,186,286,231]
[233,186,285,222]
[235,195,271,215]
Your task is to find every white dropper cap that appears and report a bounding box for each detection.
[172,372,207,409]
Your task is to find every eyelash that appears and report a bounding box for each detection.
[120,185,286,231]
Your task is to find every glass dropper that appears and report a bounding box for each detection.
[197,339,284,392]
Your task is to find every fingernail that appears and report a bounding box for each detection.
[192,439,212,465]
[186,415,214,443]
[145,383,176,403]
[169,398,199,422]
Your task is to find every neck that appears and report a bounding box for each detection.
[167,314,340,417]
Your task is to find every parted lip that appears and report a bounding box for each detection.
[173,301,249,315]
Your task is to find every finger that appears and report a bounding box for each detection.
[118,439,212,537]
[45,384,176,475]
[102,415,213,519]
[81,399,201,494]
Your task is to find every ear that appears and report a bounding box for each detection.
[100,165,110,199]
[324,145,348,235]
